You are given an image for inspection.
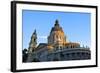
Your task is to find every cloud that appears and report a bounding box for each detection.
[38,36,47,39]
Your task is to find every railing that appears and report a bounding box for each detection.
[50,47,90,54]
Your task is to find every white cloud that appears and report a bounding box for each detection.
[38,36,47,39]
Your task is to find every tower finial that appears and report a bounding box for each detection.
[33,29,36,34]
[56,19,59,24]
[55,19,59,26]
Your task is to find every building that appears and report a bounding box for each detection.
[26,20,91,62]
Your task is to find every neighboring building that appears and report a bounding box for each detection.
[26,20,91,62]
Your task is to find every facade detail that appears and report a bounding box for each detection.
[25,20,91,62]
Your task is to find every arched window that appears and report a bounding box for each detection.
[66,53,69,57]
[82,52,85,55]
[56,46,58,49]
[77,52,80,55]
[72,53,75,56]
[60,46,62,49]
[71,45,73,48]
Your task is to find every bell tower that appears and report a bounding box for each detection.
[28,29,37,53]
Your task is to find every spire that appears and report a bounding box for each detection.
[33,29,36,35]
[32,29,37,39]
[55,19,59,27]
[29,29,37,53]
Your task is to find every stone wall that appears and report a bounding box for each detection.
[27,47,91,62]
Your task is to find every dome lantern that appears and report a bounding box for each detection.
[55,19,59,27]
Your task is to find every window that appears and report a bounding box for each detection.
[72,53,75,56]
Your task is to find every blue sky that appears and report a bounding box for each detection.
[22,10,91,49]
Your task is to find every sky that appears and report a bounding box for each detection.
[22,10,91,49]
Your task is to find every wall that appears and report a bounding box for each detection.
[0,0,99,73]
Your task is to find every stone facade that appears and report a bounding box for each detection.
[28,30,37,53]
[26,20,91,62]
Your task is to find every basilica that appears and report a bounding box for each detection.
[26,20,91,62]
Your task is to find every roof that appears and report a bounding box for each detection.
[50,20,64,33]
[35,43,47,51]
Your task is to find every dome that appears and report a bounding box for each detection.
[48,20,67,48]
[50,20,64,34]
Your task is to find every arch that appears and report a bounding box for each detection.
[72,53,75,56]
